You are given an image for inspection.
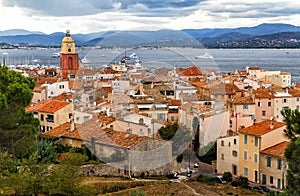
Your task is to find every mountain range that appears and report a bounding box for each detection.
[1,23,300,48]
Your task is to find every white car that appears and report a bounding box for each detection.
[193,163,199,168]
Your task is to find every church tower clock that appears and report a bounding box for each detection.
[60,30,79,79]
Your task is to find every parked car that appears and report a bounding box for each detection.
[193,162,199,168]
[215,175,227,184]
[166,173,179,179]
[259,186,270,193]
[250,185,270,194]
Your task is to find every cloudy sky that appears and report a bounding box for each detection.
[1,0,300,34]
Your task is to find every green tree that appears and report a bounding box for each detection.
[0,65,38,159]
[158,121,179,140]
[281,108,300,141]
[36,139,57,163]
[222,171,233,182]
[282,108,300,195]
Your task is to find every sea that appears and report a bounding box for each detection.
[1,47,300,82]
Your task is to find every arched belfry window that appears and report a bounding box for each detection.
[68,57,73,70]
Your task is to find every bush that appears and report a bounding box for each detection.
[130,188,145,196]
[197,174,216,185]
[176,154,183,163]
[223,172,233,182]
[231,176,248,188]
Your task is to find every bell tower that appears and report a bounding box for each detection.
[60,30,79,79]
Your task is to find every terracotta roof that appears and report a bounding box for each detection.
[288,89,300,97]
[253,89,275,99]
[180,102,212,114]
[33,84,46,93]
[100,128,147,148]
[247,66,261,70]
[208,83,241,95]
[43,122,81,140]
[43,120,148,149]
[52,93,75,101]
[280,72,290,75]
[38,78,59,85]
[239,120,285,136]
[102,87,112,93]
[228,96,255,105]
[177,66,203,76]
[26,100,71,113]
[261,141,290,158]
[69,79,82,90]
[191,81,208,87]
[169,99,181,106]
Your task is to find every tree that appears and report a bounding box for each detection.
[282,108,300,195]
[0,65,38,159]
[158,122,179,140]
[281,108,300,141]
[222,171,233,182]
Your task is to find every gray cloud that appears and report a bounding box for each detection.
[1,0,202,16]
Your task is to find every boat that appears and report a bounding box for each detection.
[129,52,138,59]
[52,52,60,58]
[195,53,213,59]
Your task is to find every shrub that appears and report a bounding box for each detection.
[223,172,233,182]
[130,188,145,196]
[197,174,216,185]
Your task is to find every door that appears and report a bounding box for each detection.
[254,170,258,183]
[277,179,281,189]
[262,174,266,185]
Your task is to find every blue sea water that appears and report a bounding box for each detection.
[1,48,300,82]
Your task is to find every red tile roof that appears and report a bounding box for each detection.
[26,100,71,113]
[38,78,59,85]
[228,96,255,105]
[170,99,181,106]
[239,120,285,136]
[43,119,147,149]
[177,66,203,76]
[261,141,290,158]
[253,89,275,99]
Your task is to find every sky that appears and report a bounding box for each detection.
[1,0,300,34]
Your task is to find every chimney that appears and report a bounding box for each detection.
[269,122,274,130]
[109,124,113,134]
[70,119,75,131]
[126,127,132,135]
[139,118,144,125]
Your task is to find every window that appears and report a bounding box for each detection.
[262,174,267,185]
[277,159,282,170]
[171,116,175,121]
[254,136,259,147]
[262,110,266,116]
[244,151,248,161]
[283,98,287,103]
[270,176,274,184]
[232,150,238,157]
[59,85,64,89]
[268,102,272,107]
[277,179,281,189]
[221,154,224,160]
[297,97,300,102]
[234,139,237,145]
[46,114,54,123]
[254,153,258,164]
[258,102,262,107]
[221,140,224,146]
[267,156,272,167]
[157,113,166,121]
[243,105,248,109]
[69,139,72,145]
[83,116,90,122]
[244,167,248,177]
[244,134,248,144]
[40,114,44,121]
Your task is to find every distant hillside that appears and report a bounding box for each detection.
[1,23,300,48]
[201,32,300,48]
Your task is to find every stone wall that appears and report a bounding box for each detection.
[78,159,180,177]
